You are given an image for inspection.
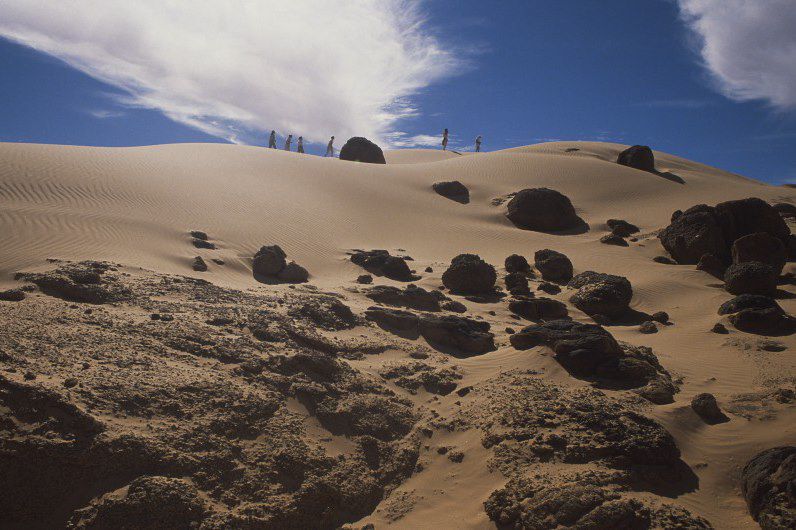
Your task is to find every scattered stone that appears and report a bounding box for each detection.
[0,289,25,302]
[252,245,287,276]
[653,256,676,265]
[190,230,208,241]
[432,181,469,204]
[441,300,467,313]
[365,306,419,335]
[211,259,225,265]
[534,249,573,283]
[356,274,373,284]
[424,266,433,273]
[691,393,729,424]
[724,261,778,295]
[447,451,464,463]
[536,282,561,295]
[568,271,633,318]
[506,188,581,232]
[277,261,309,283]
[599,234,628,246]
[711,323,728,334]
[192,238,215,250]
[350,250,414,281]
[504,254,530,274]
[192,256,207,272]
[607,219,640,237]
[731,232,787,274]
[651,311,669,324]
[418,314,496,355]
[441,254,497,294]
[758,340,786,352]
[339,136,386,164]
[639,321,658,334]
[617,145,655,172]
[379,361,461,395]
[741,446,796,529]
[508,297,568,321]
[63,377,78,389]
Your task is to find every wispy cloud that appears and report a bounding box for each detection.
[677,0,796,111]
[0,1,463,145]
[384,132,442,148]
[86,108,126,119]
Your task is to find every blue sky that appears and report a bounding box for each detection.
[0,0,794,183]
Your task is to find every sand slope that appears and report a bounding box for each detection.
[0,140,794,528]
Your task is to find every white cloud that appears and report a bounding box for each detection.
[384,132,441,148]
[678,0,796,110]
[0,0,462,145]
[86,108,126,119]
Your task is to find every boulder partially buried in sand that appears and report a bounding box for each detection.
[505,188,582,232]
[339,137,386,164]
[617,145,655,172]
[723,261,778,296]
[252,245,308,283]
[568,271,633,318]
[432,181,469,204]
[350,249,414,281]
[534,249,573,283]
[741,446,796,529]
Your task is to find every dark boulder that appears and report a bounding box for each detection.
[441,254,496,294]
[691,393,729,425]
[339,137,386,164]
[617,145,655,172]
[350,250,414,281]
[741,446,796,529]
[659,204,728,264]
[652,311,669,324]
[732,232,787,274]
[653,256,676,265]
[600,234,628,246]
[418,314,495,355]
[366,285,445,312]
[277,261,309,283]
[724,262,778,295]
[356,274,373,284]
[716,197,790,244]
[607,219,640,237]
[192,238,215,250]
[505,188,581,232]
[508,297,568,321]
[441,300,467,313]
[639,321,658,334]
[432,181,469,204]
[537,282,561,295]
[711,323,729,334]
[364,306,419,335]
[0,289,25,302]
[568,271,633,318]
[504,254,531,274]
[190,230,208,240]
[252,245,287,276]
[504,272,530,296]
[696,253,727,278]
[719,294,782,315]
[729,308,796,336]
[192,256,208,272]
[534,249,573,283]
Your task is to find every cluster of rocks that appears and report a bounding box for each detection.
[350,249,416,281]
[510,320,677,403]
[365,307,495,355]
[252,244,309,283]
[379,361,462,395]
[364,284,464,313]
[432,180,469,204]
[505,188,584,232]
[718,294,796,336]
[15,261,130,304]
[339,136,386,164]
[600,218,639,246]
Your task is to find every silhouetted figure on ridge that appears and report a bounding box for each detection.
[284,134,292,151]
[297,136,304,154]
[442,128,449,150]
[325,136,335,157]
[475,135,482,152]
[268,130,277,149]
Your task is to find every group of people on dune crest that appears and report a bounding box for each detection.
[266,128,483,155]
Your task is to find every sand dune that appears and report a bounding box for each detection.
[0,140,794,528]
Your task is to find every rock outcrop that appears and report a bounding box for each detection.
[741,446,796,529]
[432,181,469,204]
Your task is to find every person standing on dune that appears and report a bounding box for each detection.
[475,135,482,152]
[442,128,449,150]
[284,134,292,151]
[325,136,335,157]
[268,130,277,149]
[297,136,304,154]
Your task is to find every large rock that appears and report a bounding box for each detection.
[504,254,531,274]
[718,294,782,315]
[508,297,568,321]
[252,245,287,276]
[505,188,581,232]
[417,314,495,355]
[534,249,573,283]
[339,137,386,164]
[432,181,469,204]
[364,306,419,335]
[365,285,446,312]
[617,145,655,172]
[277,261,309,283]
[441,254,496,294]
[732,232,787,274]
[729,308,796,336]
[659,198,790,265]
[691,393,729,424]
[741,446,796,529]
[568,271,633,318]
[724,262,778,295]
[607,219,640,237]
[350,250,413,281]
[504,272,531,296]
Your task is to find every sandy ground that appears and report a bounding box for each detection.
[0,140,794,528]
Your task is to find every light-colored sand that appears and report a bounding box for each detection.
[0,140,794,528]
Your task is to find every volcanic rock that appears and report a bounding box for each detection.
[506,188,581,232]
